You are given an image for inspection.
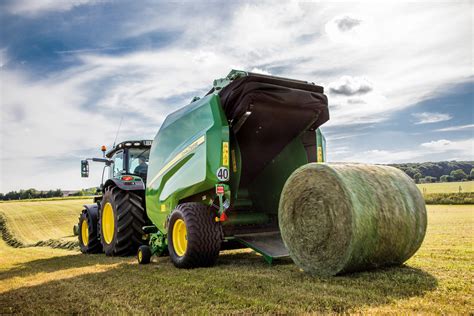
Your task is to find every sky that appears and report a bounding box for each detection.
[0,0,473,192]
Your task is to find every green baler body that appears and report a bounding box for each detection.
[145,70,328,247]
[146,94,230,229]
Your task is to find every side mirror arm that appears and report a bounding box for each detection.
[89,157,113,166]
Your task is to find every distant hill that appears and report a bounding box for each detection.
[389,161,474,183]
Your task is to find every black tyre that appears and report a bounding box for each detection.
[78,210,101,253]
[168,202,223,268]
[137,245,152,264]
[99,186,147,256]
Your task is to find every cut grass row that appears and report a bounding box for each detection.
[0,200,472,313]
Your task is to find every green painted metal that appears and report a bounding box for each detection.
[248,135,310,214]
[316,128,326,162]
[145,94,230,233]
[212,69,248,92]
[234,238,275,264]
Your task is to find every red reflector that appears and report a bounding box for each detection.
[121,175,134,181]
[216,186,225,195]
[219,212,228,222]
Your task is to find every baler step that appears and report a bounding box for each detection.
[234,231,289,264]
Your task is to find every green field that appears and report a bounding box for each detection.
[417,181,474,194]
[0,200,472,313]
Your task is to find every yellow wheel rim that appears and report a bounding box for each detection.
[172,219,187,257]
[102,202,115,244]
[138,249,143,262]
[81,219,89,246]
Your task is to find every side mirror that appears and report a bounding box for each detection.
[81,160,89,178]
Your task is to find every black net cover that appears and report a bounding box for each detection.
[218,75,329,185]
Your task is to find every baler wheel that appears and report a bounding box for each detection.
[137,245,152,264]
[78,210,101,253]
[99,186,147,256]
[168,203,222,268]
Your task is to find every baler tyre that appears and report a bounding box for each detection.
[99,186,147,256]
[137,245,152,264]
[168,202,222,268]
[78,210,101,253]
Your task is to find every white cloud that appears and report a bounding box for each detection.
[250,68,272,75]
[5,0,100,15]
[420,139,473,153]
[329,138,473,164]
[1,1,473,191]
[436,124,474,132]
[412,112,453,124]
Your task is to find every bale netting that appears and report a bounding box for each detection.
[278,163,427,276]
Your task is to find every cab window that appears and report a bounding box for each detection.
[112,151,124,177]
[129,148,150,178]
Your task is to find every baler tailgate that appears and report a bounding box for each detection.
[234,231,289,264]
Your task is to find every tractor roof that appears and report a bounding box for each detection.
[106,140,153,158]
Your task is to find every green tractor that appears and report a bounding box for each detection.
[78,70,426,275]
[78,140,152,256]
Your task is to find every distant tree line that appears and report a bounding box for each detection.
[390,161,474,183]
[68,187,98,196]
[0,189,63,201]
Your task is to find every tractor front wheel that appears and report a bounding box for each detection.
[78,210,101,253]
[168,202,222,268]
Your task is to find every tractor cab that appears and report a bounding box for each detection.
[81,139,153,184]
[105,140,153,181]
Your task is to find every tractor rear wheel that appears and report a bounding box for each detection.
[100,186,147,256]
[78,210,101,253]
[168,202,222,268]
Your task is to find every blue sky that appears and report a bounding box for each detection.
[0,0,472,192]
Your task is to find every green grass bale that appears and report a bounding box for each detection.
[279,163,427,276]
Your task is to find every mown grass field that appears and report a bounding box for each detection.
[0,199,91,246]
[417,181,474,194]
[0,200,472,313]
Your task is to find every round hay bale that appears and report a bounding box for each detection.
[278,163,427,276]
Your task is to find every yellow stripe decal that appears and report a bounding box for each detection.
[317,146,323,162]
[148,135,205,187]
[222,142,229,167]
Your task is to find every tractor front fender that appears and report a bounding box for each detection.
[103,178,145,191]
[83,204,99,235]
